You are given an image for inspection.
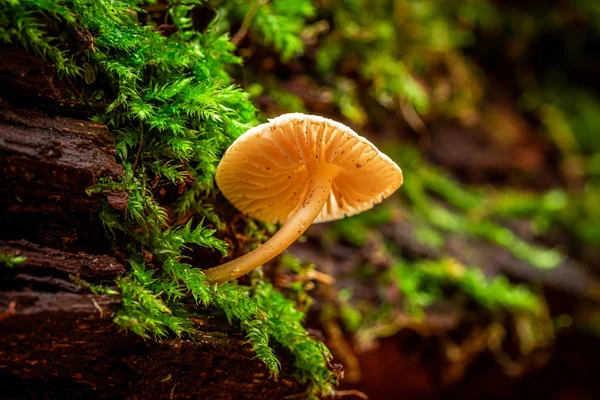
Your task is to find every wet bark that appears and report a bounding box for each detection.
[0,94,124,252]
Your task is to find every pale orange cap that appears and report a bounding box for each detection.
[216,113,403,224]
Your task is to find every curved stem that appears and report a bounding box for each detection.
[204,166,336,284]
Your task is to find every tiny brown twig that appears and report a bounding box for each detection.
[0,301,17,322]
[332,390,369,399]
[231,0,268,45]
[132,121,144,171]
[399,99,430,149]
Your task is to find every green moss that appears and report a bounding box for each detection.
[322,251,545,347]
[172,272,334,393]
[0,251,26,268]
[218,0,315,61]
[389,258,542,316]
[115,272,194,339]
[68,274,120,296]
[0,0,81,78]
[315,0,487,117]
[326,204,395,247]
[337,289,363,333]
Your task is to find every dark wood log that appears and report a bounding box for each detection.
[0,98,124,251]
[0,99,123,211]
[0,291,304,400]
[0,46,109,117]
[0,242,311,399]
[0,239,126,279]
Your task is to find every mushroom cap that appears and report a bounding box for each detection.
[216,113,403,224]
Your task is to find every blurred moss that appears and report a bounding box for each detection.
[267,85,307,114]
[326,204,395,247]
[389,258,542,315]
[382,145,565,269]
[315,0,487,120]
[0,252,26,268]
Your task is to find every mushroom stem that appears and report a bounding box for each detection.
[204,165,337,284]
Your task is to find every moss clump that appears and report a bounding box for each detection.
[0,0,335,395]
[315,0,486,120]
[0,251,26,268]
[389,258,543,316]
[385,146,564,270]
[219,0,315,61]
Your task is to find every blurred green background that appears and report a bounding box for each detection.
[228,0,600,398]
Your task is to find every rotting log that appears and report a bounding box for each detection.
[0,46,109,116]
[0,45,122,254]
[0,240,125,293]
[0,240,126,279]
[0,48,313,398]
[0,242,308,399]
[0,97,124,252]
[0,99,123,214]
[0,291,304,400]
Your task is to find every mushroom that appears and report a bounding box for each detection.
[203,113,403,283]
